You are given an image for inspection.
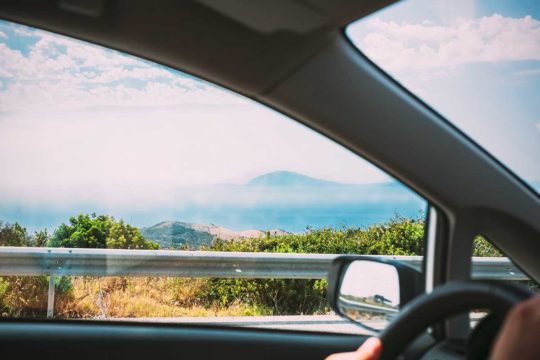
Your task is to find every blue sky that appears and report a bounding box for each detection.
[0,18,393,206]
[347,0,540,191]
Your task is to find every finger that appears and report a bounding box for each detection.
[325,338,383,360]
[325,351,361,360]
[355,337,382,360]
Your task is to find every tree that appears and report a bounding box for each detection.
[0,221,30,246]
[33,229,49,247]
[48,213,157,249]
[106,220,158,249]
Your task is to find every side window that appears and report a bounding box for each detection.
[0,20,427,332]
[471,236,538,290]
[346,0,540,195]
[469,236,538,328]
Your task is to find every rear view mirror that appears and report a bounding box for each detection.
[327,256,423,332]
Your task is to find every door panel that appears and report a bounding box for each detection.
[0,320,364,360]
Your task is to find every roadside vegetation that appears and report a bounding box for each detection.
[0,214,503,318]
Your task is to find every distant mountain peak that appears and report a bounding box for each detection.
[246,171,339,187]
[140,220,288,249]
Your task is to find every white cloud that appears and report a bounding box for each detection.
[0,107,391,206]
[0,20,393,206]
[12,26,35,37]
[349,14,540,72]
[0,24,242,112]
[0,31,7,40]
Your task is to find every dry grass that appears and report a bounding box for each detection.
[54,277,269,319]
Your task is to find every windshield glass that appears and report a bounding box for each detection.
[347,0,540,194]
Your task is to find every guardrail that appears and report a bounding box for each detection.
[0,247,527,318]
[338,297,399,315]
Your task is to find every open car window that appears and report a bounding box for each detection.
[0,19,428,333]
[347,0,540,195]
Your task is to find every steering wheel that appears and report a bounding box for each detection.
[378,280,531,360]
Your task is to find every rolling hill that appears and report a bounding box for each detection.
[140,221,288,249]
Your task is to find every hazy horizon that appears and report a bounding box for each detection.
[0,170,426,233]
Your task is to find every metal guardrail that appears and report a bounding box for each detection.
[338,297,399,315]
[0,247,527,318]
[0,247,339,279]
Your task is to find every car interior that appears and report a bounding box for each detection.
[0,0,538,359]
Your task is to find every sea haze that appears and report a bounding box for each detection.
[0,171,427,233]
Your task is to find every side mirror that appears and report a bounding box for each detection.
[327,256,424,332]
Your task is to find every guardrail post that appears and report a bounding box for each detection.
[47,275,55,318]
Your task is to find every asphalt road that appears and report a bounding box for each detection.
[100,315,379,335]
[92,313,487,335]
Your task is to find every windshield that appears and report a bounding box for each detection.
[347,0,540,194]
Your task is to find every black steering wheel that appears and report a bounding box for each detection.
[378,280,531,360]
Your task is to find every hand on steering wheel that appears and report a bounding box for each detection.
[326,337,382,360]
[327,281,535,360]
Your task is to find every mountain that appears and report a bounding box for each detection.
[3,170,423,234]
[189,223,288,240]
[140,221,288,249]
[246,171,339,187]
[140,221,214,249]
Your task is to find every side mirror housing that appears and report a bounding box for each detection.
[327,256,424,332]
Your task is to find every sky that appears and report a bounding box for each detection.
[0,18,391,205]
[0,17,417,230]
[347,0,540,192]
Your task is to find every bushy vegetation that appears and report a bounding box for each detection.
[210,215,425,255]
[0,215,156,317]
[0,221,72,317]
[199,215,425,314]
[0,214,507,318]
[47,213,158,249]
[472,235,503,257]
[0,221,49,247]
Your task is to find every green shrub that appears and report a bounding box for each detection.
[0,214,156,317]
[472,236,503,257]
[210,215,425,256]
[197,278,328,315]
[48,213,158,250]
[0,221,48,247]
[195,215,426,315]
[196,217,506,315]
